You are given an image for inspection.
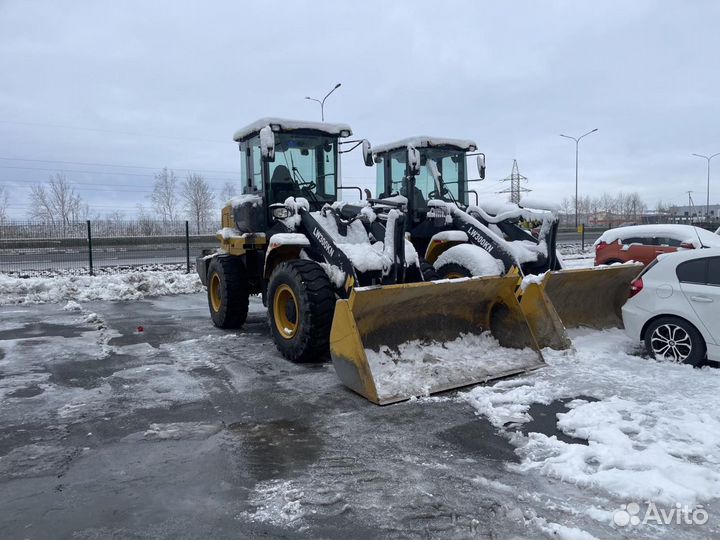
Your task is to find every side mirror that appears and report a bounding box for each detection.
[477,154,486,180]
[259,126,275,162]
[361,140,374,167]
[407,145,421,176]
[364,188,373,200]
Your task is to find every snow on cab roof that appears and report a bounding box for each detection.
[233,117,353,142]
[371,136,477,155]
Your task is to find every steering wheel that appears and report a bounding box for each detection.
[428,187,449,200]
[297,180,316,190]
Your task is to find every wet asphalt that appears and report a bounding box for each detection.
[0,293,585,540]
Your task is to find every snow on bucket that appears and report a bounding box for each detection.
[329,275,545,405]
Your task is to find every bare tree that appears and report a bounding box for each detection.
[29,173,84,235]
[182,173,215,233]
[0,184,8,223]
[151,168,179,222]
[219,181,237,205]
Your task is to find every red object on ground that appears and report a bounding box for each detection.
[137,326,144,333]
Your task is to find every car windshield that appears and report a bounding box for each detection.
[267,133,337,205]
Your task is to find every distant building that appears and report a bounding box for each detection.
[666,204,720,223]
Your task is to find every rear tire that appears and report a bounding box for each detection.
[207,256,249,329]
[435,262,473,280]
[267,260,335,362]
[644,316,705,367]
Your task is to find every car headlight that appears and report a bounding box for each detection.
[272,207,291,219]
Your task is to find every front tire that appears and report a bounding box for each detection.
[267,260,335,362]
[435,262,473,280]
[207,256,249,329]
[644,316,706,366]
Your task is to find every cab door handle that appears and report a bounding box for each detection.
[691,295,713,303]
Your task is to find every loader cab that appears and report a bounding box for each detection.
[233,118,353,228]
[372,137,478,210]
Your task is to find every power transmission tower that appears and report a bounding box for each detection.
[687,190,695,223]
[499,159,530,203]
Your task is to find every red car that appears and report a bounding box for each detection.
[594,225,720,266]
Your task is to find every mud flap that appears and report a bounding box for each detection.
[537,264,644,330]
[329,276,545,405]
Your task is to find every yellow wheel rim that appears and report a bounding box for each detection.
[209,273,222,312]
[273,284,299,339]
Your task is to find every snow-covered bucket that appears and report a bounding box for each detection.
[329,275,545,405]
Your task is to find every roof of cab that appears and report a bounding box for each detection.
[233,117,353,142]
[371,136,477,155]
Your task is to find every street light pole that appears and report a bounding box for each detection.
[305,83,342,122]
[560,128,598,229]
[691,152,720,221]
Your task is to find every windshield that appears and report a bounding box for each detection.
[376,148,467,206]
[267,133,337,206]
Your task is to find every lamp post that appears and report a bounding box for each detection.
[560,128,598,229]
[305,83,342,122]
[691,152,720,221]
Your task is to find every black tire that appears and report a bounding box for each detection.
[267,260,335,362]
[207,256,249,329]
[644,316,706,367]
[435,262,473,280]
[420,258,440,281]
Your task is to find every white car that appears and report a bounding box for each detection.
[622,248,720,365]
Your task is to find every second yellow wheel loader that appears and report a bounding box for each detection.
[198,119,545,404]
[364,136,643,346]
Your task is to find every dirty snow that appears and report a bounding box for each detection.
[365,332,541,402]
[0,270,202,304]
[463,328,720,509]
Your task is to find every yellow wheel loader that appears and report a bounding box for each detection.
[364,136,643,348]
[198,119,545,404]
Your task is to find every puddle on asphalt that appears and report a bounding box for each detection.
[438,416,519,463]
[0,323,87,341]
[512,396,598,445]
[7,385,44,398]
[227,419,323,480]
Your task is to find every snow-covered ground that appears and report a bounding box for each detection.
[0,269,202,304]
[461,328,720,536]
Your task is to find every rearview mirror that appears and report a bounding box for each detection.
[259,126,275,162]
[362,140,374,167]
[407,145,421,176]
[477,154,486,180]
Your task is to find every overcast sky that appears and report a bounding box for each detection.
[1,0,719,218]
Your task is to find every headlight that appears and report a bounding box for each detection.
[272,207,291,219]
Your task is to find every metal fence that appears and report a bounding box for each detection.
[0,220,220,275]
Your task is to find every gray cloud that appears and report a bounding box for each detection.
[1,0,719,217]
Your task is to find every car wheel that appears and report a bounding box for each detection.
[644,316,706,367]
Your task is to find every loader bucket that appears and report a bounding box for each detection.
[535,264,644,330]
[516,281,572,351]
[329,276,545,405]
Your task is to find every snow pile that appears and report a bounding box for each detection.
[519,271,548,291]
[434,244,504,276]
[0,270,202,304]
[241,479,306,528]
[365,332,541,402]
[462,328,720,507]
[595,224,720,249]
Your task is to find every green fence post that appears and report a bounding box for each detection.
[185,220,190,274]
[87,220,94,276]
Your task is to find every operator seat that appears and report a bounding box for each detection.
[269,165,297,204]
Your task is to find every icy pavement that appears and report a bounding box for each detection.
[1,293,718,539]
